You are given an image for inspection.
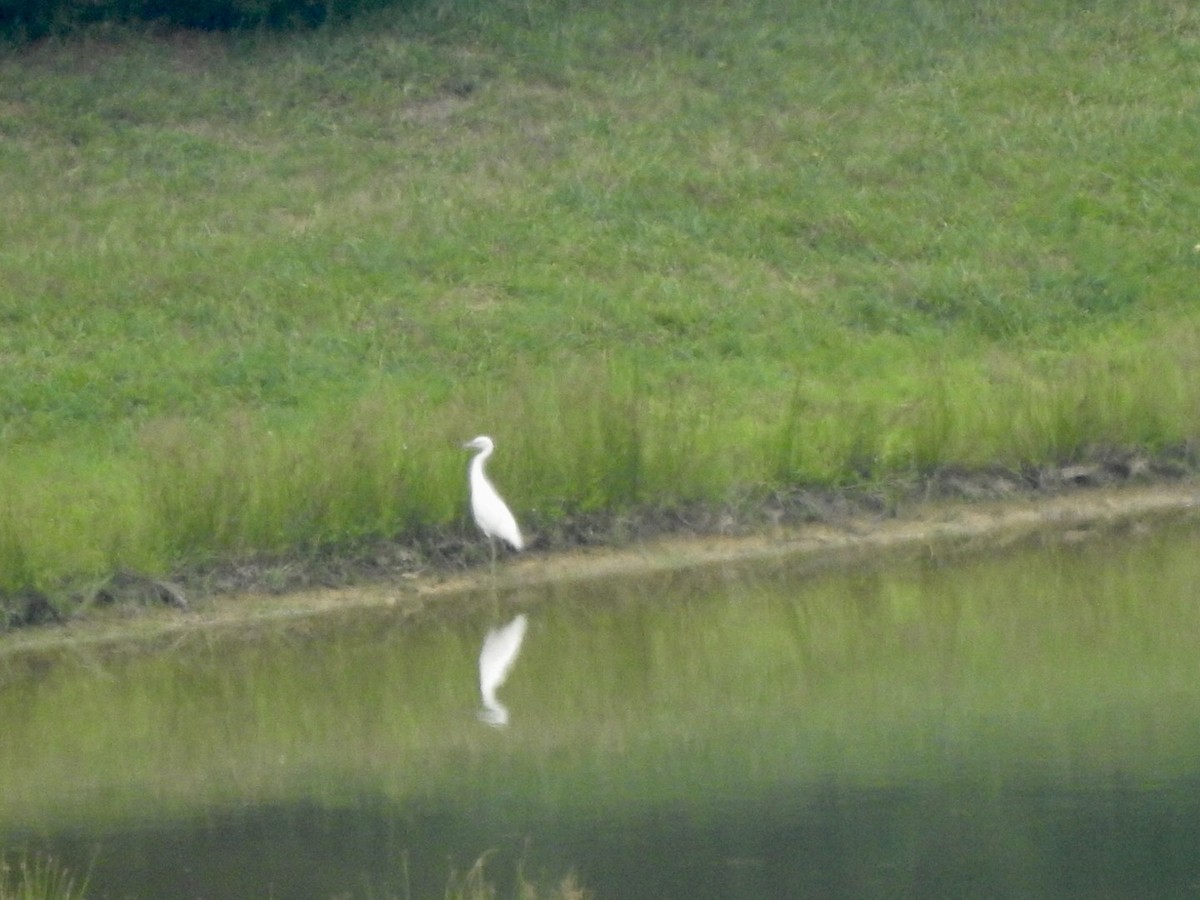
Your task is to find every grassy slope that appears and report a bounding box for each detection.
[0,0,1198,596]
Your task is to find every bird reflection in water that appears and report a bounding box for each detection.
[478,613,528,727]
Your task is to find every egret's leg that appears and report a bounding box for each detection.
[487,537,500,614]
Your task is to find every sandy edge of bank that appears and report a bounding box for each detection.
[2,480,1198,660]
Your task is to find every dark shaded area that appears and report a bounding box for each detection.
[0,571,184,635]
[91,570,188,611]
[0,588,61,629]
[1,0,421,42]
[14,776,1200,899]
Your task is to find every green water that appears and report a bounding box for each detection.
[2,517,1200,898]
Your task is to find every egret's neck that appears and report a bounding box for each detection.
[470,446,493,479]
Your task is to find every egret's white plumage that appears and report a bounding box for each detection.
[478,613,528,726]
[463,435,524,559]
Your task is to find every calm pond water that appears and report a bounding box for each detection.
[2,515,1200,898]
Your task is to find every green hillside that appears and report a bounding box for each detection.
[1,0,1197,604]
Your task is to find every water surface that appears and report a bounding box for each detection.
[2,517,1199,897]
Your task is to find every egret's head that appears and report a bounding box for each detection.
[477,705,509,727]
[462,435,495,452]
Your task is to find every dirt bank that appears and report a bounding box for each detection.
[2,478,1197,661]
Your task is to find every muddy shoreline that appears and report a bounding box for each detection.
[2,469,1197,660]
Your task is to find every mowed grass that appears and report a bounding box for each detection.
[0,0,1198,597]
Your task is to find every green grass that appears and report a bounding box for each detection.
[0,852,88,900]
[1,0,1198,599]
[444,854,590,900]
[0,846,584,900]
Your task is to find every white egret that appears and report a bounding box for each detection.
[478,613,528,726]
[462,435,524,568]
